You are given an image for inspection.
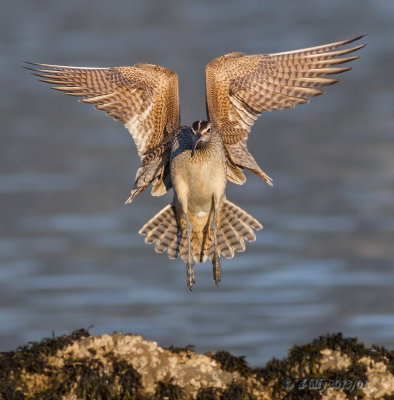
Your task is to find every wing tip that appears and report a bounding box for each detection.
[342,33,365,43]
[348,33,367,42]
[21,61,44,73]
[331,33,367,48]
[21,61,40,67]
[22,61,57,70]
[272,33,366,57]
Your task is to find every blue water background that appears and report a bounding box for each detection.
[0,0,393,365]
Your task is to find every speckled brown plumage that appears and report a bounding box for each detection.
[205,35,365,184]
[25,62,179,156]
[26,35,364,289]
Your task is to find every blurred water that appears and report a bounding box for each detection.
[1,0,394,365]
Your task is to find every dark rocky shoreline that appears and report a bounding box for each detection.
[1,330,393,399]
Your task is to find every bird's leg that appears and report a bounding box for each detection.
[211,197,221,285]
[185,212,195,290]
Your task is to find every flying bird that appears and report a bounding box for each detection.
[26,35,365,290]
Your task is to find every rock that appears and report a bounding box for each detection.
[0,330,393,399]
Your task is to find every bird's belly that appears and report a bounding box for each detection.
[186,160,226,215]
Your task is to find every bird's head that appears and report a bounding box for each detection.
[191,120,212,157]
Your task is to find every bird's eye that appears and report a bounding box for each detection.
[207,128,211,133]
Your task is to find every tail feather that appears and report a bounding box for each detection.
[139,204,176,246]
[139,199,262,263]
[216,229,234,259]
[224,200,263,231]
[179,233,188,262]
[167,229,181,259]
[221,219,245,253]
[140,204,173,244]
[146,223,166,244]
[223,206,257,242]
[155,221,177,253]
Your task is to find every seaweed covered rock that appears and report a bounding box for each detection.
[0,330,393,399]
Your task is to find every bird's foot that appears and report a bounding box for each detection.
[186,260,195,291]
[213,255,221,286]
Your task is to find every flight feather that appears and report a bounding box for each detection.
[25,62,180,158]
[205,35,365,184]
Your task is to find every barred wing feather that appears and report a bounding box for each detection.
[205,35,365,145]
[26,62,180,158]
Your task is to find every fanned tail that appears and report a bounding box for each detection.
[139,200,262,263]
[139,204,180,258]
[208,200,262,260]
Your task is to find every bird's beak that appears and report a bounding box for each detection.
[191,133,203,157]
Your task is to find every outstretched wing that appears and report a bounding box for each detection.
[205,35,365,184]
[26,62,180,158]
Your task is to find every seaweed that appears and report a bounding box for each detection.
[154,379,183,400]
[220,382,256,400]
[196,386,219,400]
[208,351,251,378]
[166,344,196,355]
[253,333,375,399]
[0,329,90,398]
[0,329,145,400]
[1,330,392,399]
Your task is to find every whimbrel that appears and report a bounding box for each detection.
[26,35,365,289]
